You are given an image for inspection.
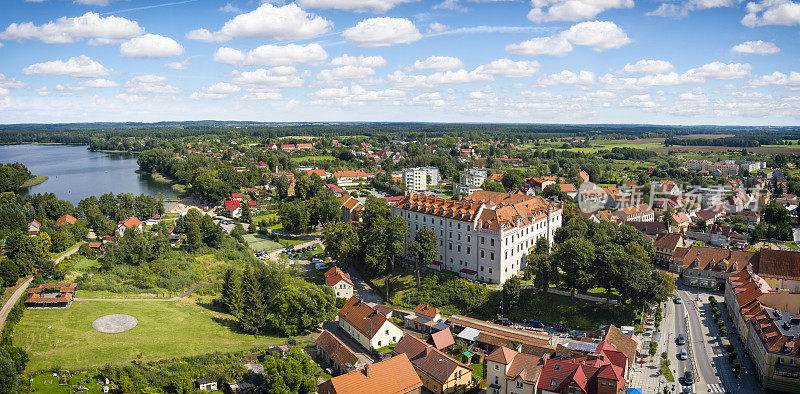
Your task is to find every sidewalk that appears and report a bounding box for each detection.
[628,301,673,393]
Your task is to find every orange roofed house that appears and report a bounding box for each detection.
[318,353,423,394]
[337,296,404,351]
[116,216,143,236]
[391,190,562,284]
[393,334,473,394]
[25,283,78,309]
[486,346,545,394]
[324,266,354,299]
[55,214,77,226]
[339,195,364,223]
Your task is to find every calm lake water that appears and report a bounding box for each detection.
[0,144,177,205]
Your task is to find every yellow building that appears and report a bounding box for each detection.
[393,334,473,394]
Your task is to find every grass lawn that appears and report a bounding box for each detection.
[251,212,278,224]
[21,175,49,188]
[471,362,485,383]
[273,234,305,247]
[784,241,800,250]
[76,290,171,299]
[15,299,285,371]
[661,360,675,382]
[290,155,337,164]
[242,234,284,252]
[507,290,635,331]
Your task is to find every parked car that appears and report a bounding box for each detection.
[527,319,544,328]
[683,387,693,394]
[674,296,683,304]
[311,257,323,264]
[684,370,694,385]
[677,334,686,345]
[314,262,329,270]
[679,348,688,360]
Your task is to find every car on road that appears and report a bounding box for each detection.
[675,296,683,304]
[679,348,688,360]
[676,334,686,345]
[311,257,323,264]
[314,262,329,270]
[527,319,544,328]
[683,370,694,385]
[682,387,693,394]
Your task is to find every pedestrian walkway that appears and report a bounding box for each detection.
[628,300,674,393]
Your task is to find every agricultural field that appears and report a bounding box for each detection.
[15,299,286,371]
[527,139,664,153]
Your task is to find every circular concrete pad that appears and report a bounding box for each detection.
[92,314,138,333]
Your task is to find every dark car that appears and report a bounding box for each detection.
[528,319,544,328]
[677,334,686,345]
[684,370,694,385]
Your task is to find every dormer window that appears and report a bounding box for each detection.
[551,378,558,387]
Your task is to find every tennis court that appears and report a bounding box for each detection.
[242,234,283,252]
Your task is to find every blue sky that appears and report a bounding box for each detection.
[0,0,798,125]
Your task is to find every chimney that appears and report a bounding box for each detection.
[363,364,370,377]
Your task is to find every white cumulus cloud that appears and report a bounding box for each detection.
[125,75,180,94]
[243,43,328,66]
[82,78,118,88]
[297,0,417,13]
[742,0,800,27]
[186,3,331,42]
[330,54,387,67]
[684,62,751,79]
[231,67,305,88]
[413,56,464,71]
[0,12,144,44]
[527,0,634,23]
[731,40,780,55]
[537,70,596,86]
[505,34,573,56]
[213,47,245,65]
[506,20,629,56]
[621,60,675,74]
[23,55,111,78]
[317,66,376,81]
[120,34,184,58]
[343,17,422,47]
[480,59,540,77]
[165,59,191,70]
[191,82,241,100]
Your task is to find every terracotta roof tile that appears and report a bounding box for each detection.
[318,353,422,394]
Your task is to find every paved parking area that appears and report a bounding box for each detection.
[346,268,384,304]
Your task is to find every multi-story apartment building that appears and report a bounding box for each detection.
[739,161,768,173]
[670,245,757,289]
[403,168,428,191]
[391,191,562,284]
[420,166,440,186]
[687,160,740,177]
[461,168,488,188]
[725,269,800,393]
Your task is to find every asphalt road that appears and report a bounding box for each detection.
[678,288,726,394]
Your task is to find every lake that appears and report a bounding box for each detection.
[0,144,177,205]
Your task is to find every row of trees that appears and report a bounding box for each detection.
[526,207,675,309]
[221,264,337,336]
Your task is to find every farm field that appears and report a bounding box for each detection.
[529,139,663,153]
[15,299,285,371]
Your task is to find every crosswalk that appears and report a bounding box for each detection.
[705,383,727,393]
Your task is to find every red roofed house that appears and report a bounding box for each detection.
[315,329,365,375]
[414,303,442,322]
[326,183,343,195]
[486,346,545,394]
[56,214,77,226]
[325,266,354,299]
[392,334,472,394]
[304,168,328,178]
[339,195,364,223]
[317,353,423,394]
[429,328,456,351]
[577,169,590,183]
[231,192,243,199]
[116,217,143,236]
[27,219,41,236]
[536,341,628,394]
[224,200,242,218]
[337,296,404,351]
[296,143,314,150]
[247,200,257,207]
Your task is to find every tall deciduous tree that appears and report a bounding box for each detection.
[553,238,595,298]
[502,276,521,309]
[408,227,437,289]
[322,222,360,270]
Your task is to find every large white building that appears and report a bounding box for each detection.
[391,191,562,284]
[403,168,428,191]
[453,168,488,197]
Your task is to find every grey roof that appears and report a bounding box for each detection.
[772,309,800,337]
[561,340,598,353]
[457,327,481,342]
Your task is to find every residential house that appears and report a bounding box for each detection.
[56,214,77,226]
[624,221,667,241]
[324,266,354,299]
[559,184,578,199]
[486,346,544,394]
[337,296,404,350]
[316,329,365,375]
[339,194,364,223]
[224,200,242,218]
[116,217,143,236]
[670,245,758,289]
[317,353,423,394]
[653,233,692,267]
[536,341,628,394]
[27,219,40,236]
[405,303,446,333]
[577,169,590,183]
[393,335,473,394]
[333,170,371,186]
[672,212,691,233]
[392,191,562,284]
[614,204,654,222]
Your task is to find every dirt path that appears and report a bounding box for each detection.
[0,242,84,330]
[74,282,213,301]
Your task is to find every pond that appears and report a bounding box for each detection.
[0,144,177,205]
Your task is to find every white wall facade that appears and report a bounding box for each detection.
[403,168,428,191]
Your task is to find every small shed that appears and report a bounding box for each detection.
[196,378,217,392]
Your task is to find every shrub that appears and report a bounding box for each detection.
[720,326,728,335]
[649,341,658,356]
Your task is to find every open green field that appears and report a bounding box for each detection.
[15,299,284,371]
[291,155,336,164]
[29,370,107,393]
[242,234,283,251]
[21,175,49,188]
[528,139,663,153]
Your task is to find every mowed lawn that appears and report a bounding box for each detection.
[242,234,284,251]
[16,299,284,371]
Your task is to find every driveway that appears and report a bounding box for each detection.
[346,268,384,304]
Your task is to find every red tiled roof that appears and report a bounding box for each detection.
[316,330,360,372]
[414,303,440,319]
[56,214,77,226]
[325,266,354,287]
[338,296,397,339]
[224,200,241,212]
[430,328,455,350]
[317,353,422,394]
[119,217,142,229]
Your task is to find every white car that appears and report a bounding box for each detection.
[311,257,323,264]
[679,348,688,360]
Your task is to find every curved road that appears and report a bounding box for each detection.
[0,242,83,330]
